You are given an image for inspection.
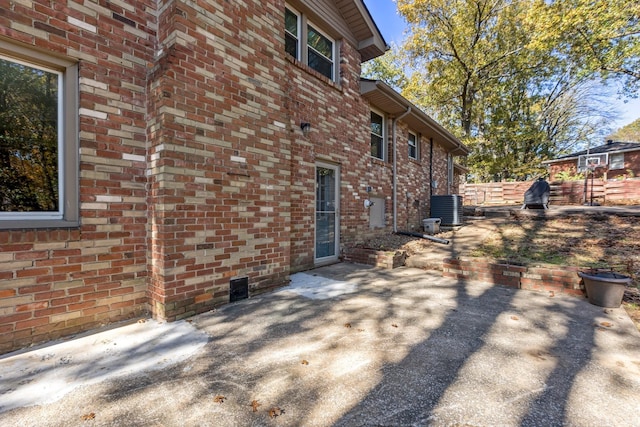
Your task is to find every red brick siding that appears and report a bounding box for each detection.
[0,0,459,354]
[443,258,585,296]
[0,0,154,353]
[146,0,292,320]
[342,247,407,269]
[548,151,640,181]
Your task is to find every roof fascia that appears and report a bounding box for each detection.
[361,80,469,155]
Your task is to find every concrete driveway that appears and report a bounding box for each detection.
[2,263,640,426]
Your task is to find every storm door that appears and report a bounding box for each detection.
[315,163,339,263]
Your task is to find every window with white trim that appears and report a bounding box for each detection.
[284,7,299,59]
[284,6,336,81]
[370,110,385,160]
[408,131,418,160]
[610,152,624,170]
[0,40,78,229]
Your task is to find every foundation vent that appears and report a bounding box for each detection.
[230,277,249,302]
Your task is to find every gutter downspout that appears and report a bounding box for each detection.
[429,137,434,200]
[392,107,411,233]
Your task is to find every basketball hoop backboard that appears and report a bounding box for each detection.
[578,153,608,172]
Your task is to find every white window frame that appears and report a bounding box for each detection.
[284,6,301,60]
[370,108,385,161]
[284,4,337,82]
[609,152,624,170]
[408,131,418,160]
[306,23,335,80]
[0,39,79,229]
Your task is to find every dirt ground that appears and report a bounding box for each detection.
[361,214,640,331]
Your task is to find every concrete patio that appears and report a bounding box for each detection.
[2,263,639,426]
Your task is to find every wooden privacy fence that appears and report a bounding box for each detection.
[460,178,640,205]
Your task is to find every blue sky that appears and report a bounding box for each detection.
[362,0,640,130]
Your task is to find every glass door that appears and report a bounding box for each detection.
[315,163,339,263]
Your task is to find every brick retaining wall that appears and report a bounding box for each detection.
[443,258,585,296]
[343,248,407,269]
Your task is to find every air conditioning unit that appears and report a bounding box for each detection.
[430,195,463,226]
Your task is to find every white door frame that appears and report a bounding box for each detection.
[314,162,340,264]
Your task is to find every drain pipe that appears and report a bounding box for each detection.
[429,137,433,214]
[392,107,411,233]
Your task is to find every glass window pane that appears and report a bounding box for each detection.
[307,25,332,60]
[0,57,59,212]
[315,212,336,258]
[308,49,332,79]
[370,111,383,136]
[285,33,298,58]
[371,134,383,159]
[409,133,417,159]
[285,9,298,36]
[370,111,384,159]
[610,153,624,169]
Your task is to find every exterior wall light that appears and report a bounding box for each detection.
[300,122,311,136]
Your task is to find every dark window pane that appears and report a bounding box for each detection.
[409,144,417,159]
[371,134,383,159]
[315,212,336,258]
[371,111,384,159]
[409,133,417,159]
[370,111,383,136]
[0,57,59,212]
[307,25,332,59]
[308,49,332,79]
[285,33,298,58]
[285,9,298,36]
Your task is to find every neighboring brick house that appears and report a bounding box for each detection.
[0,0,467,354]
[544,140,640,181]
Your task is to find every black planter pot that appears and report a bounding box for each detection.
[578,271,631,308]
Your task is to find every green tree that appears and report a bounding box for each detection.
[398,0,531,138]
[361,44,409,91]
[528,0,640,95]
[0,58,59,212]
[608,118,640,142]
[383,0,625,182]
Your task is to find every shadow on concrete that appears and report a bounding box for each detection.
[2,263,639,426]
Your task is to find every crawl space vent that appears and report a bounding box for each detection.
[230,277,249,302]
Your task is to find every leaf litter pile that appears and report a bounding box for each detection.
[471,215,640,275]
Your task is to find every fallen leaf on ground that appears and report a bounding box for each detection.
[357,328,365,332]
[269,407,285,418]
[81,413,95,421]
[511,316,519,321]
[301,360,309,365]
[344,323,351,328]
[391,324,398,328]
[250,400,261,412]
[214,395,225,403]
[527,350,548,361]
[600,322,613,328]
[549,291,555,298]
[137,319,146,323]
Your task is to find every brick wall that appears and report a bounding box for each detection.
[342,247,407,269]
[146,0,292,320]
[548,152,640,181]
[0,0,460,354]
[0,0,154,353]
[443,258,585,296]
